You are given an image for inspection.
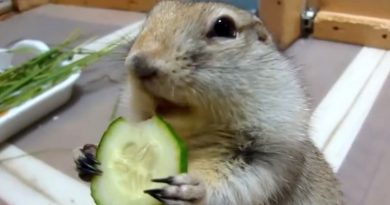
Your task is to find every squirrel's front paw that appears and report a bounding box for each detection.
[144,174,206,205]
[74,144,102,182]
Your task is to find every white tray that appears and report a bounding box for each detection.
[0,40,81,142]
[0,21,144,142]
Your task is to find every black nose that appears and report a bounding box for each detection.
[132,55,157,79]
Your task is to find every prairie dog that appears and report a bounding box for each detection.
[76,1,344,204]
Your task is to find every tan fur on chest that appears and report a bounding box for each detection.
[188,154,229,186]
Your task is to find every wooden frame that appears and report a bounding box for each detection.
[259,0,306,50]
[313,0,390,49]
[259,0,390,49]
[314,11,390,49]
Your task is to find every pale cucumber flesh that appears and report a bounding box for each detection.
[91,116,187,205]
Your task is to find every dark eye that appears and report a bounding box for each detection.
[207,16,237,39]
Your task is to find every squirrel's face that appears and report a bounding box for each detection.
[126,1,280,118]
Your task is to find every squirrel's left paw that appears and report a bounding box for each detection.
[144,174,206,205]
[73,144,101,182]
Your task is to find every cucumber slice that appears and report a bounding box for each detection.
[91,116,187,205]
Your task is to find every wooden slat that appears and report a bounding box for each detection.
[12,0,49,11]
[0,11,15,21]
[320,0,390,19]
[313,11,390,49]
[259,0,305,50]
[51,0,85,5]
[53,0,157,12]
[85,0,129,10]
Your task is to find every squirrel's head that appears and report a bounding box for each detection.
[126,0,308,135]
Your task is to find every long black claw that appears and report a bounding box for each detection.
[75,162,102,175]
[144,188,196,203]
[151,176,173,184]
[85,153,100,165]
[78,172,94,182]
[144,189,163,194]
[144,189,164,202]
[75,156,102,172]
[75,144,101,182]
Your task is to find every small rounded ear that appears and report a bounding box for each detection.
[252,16,273,44]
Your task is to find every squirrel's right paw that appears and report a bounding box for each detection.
[73,144,102,182]
[144,174,206,205]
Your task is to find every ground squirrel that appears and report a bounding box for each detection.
[75,1,344,204]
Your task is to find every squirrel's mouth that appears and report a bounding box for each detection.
[154,97,190,116]
[140,79,191,116]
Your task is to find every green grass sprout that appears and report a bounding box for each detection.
[0,34,118,114]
